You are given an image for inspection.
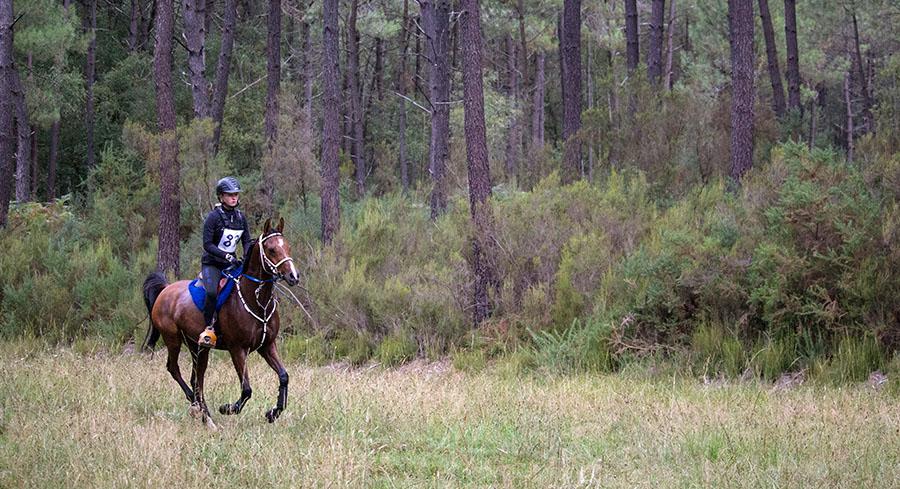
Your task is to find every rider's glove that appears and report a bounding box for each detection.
[225,253,237,264]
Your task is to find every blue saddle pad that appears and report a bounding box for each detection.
[189,265,242,312]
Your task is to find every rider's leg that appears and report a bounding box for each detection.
[199,264,222,347]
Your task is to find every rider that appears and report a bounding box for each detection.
[198,176,252,347]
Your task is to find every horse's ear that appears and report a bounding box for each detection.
[263,218,272,233]
[277,216,284,232]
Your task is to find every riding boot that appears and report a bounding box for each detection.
[199,301,218,348]
[199,265,222,348]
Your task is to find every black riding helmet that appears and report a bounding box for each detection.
[215,176,241,195]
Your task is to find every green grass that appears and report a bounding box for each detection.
[0,340,898,487]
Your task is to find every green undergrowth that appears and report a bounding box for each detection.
[2,143,899,383]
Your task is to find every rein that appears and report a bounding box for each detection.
[224,232,295,351]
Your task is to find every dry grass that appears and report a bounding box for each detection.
[0,340,897,488]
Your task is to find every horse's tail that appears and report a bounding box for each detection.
[142,272,168,351]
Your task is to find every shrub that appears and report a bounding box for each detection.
[375,333,418,367]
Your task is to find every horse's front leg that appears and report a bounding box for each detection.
[190,347,217,430]
[259,342,288,423]
[220,348,252,415]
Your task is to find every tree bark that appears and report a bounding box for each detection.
[183,0,210,118]
[0,0,14,226]
[561,0,582,183]
[422,0,451,218]
[347,0,365,196]
[504,35,520,181]
[265,0,281,149]
[374,37,384,102]
[321,0,341,244]
[783,0,801,112]
[397,0,411,192]
[844,69,853,163]
[210,0,237,155]
[84,0,96,170]
[664,0,676,89]
[129,0,140,52]
[531,51,545,151]
[648,0,664,84]
[851,12,872,132]
[48,121,59,199]
[153,0,181,276]
[12,71,30,203]
[728,0,755,184]
[758,0,785,118]
[140,0,155,52]
[460,0,494,325]
[624,0,639,73]
[302,20,312,126]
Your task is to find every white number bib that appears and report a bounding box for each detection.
[217,228,244,254]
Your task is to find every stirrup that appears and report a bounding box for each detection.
[199,326,217,348]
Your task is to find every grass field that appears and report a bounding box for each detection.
[0,341,898,488]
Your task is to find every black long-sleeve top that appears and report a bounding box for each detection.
[201,205,252,266]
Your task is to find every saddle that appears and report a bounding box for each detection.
[188,264,243,313]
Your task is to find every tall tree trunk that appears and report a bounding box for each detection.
[129,0,140,51]
[347,0,365,196]
[531,51,545,151]
[758,0,786,118]
[560,0,582,183]
[783,0,800,112]
[265,0,281,149]
[48,0,71,200]
[851,12,872,133]
[414,20,421,97]
[587,41,594,181]
[154,0,180,276]
[728,0,755,184]
[374,37,384,102]
[263,0,281,210]
[460,0,494,325]
[422,0,451,218]
[648,0,664,84]
[808,83,819,149]
[624,0,639,74]
[397,0,411,192]
[48,121,59,199]
[844,62,853,163]
[664,0,676,89]
[141,0,155,52]
[302,20,312,126]
[321,0,341,243]
[0,0,14,226]
[183,0,210,118]
[12,72,30,202]
[84,0,96,170]
[504,35,520,181]
[210,0,237,155]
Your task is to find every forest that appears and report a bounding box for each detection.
[1,0,899,382]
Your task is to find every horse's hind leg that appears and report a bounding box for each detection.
[220,348,252,415]
[165,343,194,403]
[258,342,289,423]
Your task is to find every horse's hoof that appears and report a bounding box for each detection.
[203,415,218,431]
[188,403,203,419]
[219,404,236,415]
[265,408,278,423]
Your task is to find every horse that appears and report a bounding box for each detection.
[142,217,300,428]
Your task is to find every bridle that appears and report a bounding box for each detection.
[224,231,296,350]
[256,232,295,281]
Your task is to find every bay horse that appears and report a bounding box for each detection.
[142,217,300,428]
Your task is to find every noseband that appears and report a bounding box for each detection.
[257,232,294,281]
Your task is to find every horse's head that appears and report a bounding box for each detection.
[257,217,300,286]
